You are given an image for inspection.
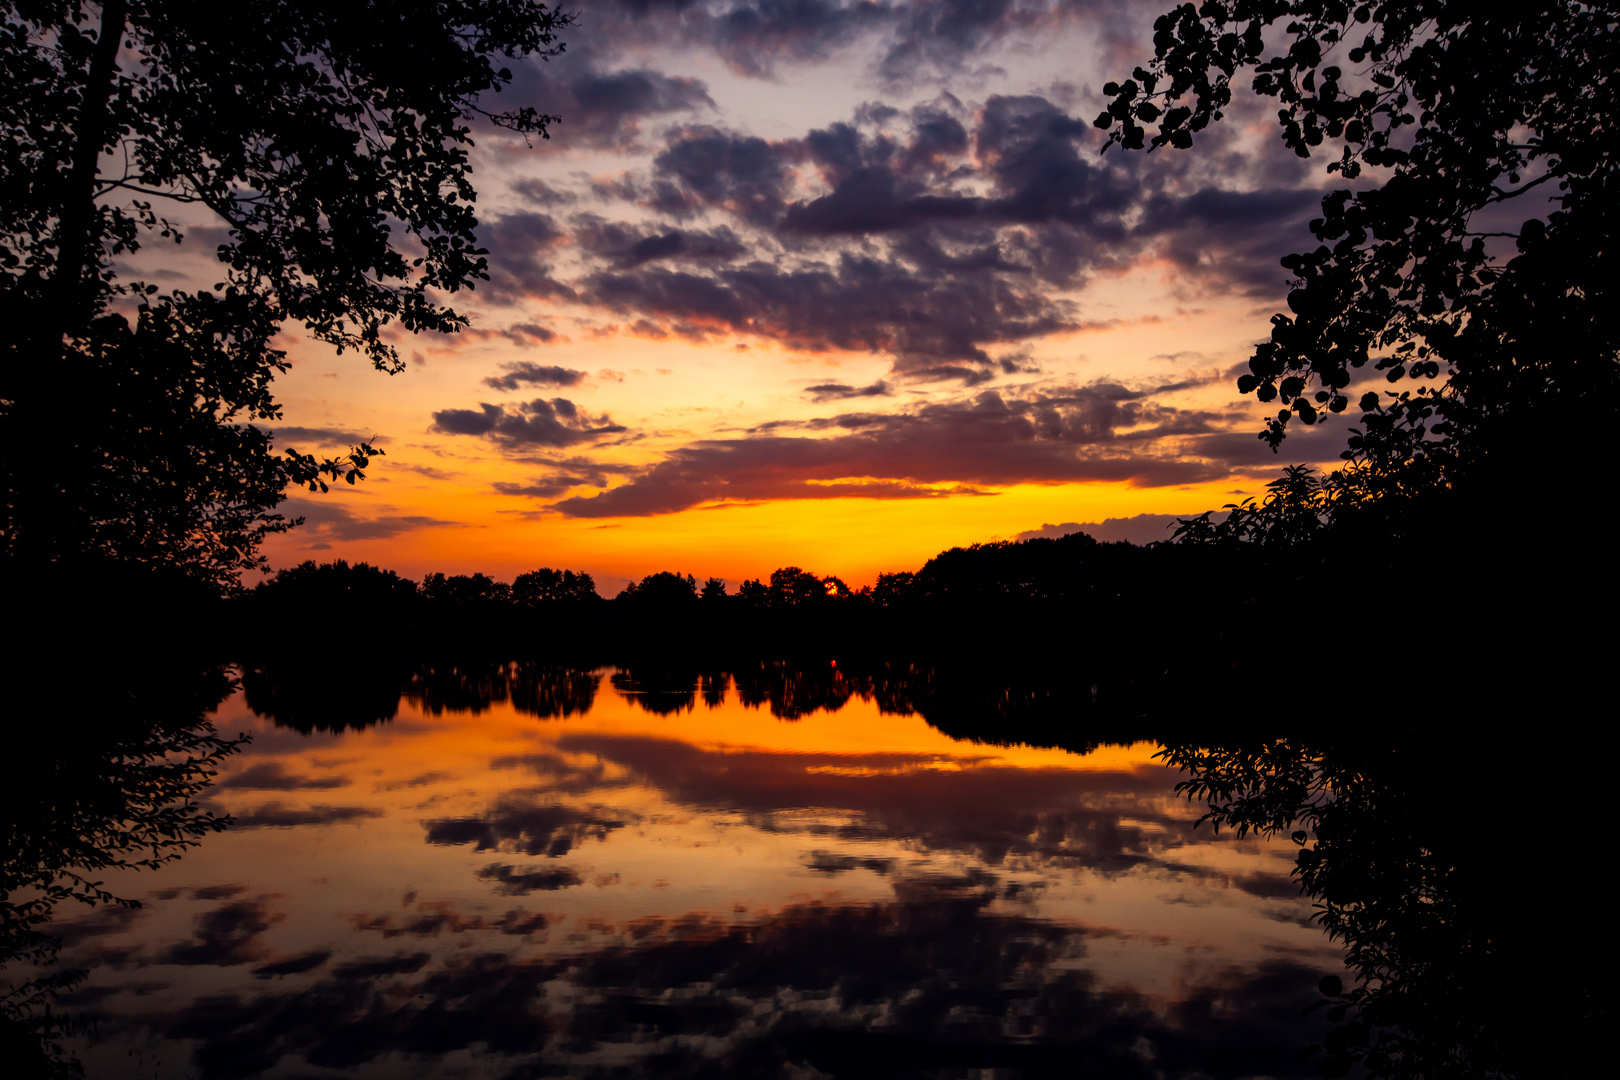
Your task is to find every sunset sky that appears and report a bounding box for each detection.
[151,2,1368,593]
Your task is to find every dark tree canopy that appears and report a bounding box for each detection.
[513,566,600,606]
[617,571,699,607]
[1100,2,1618,497]
[1,0,570,585]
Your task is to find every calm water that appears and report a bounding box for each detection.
[47,666,1345,1079]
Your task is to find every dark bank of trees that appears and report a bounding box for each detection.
[232,518,1275,734]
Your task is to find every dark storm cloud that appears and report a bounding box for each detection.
[431,397,628,448]
[552,384,1227,517]
[423,796,626,857]
[482,362,589,390]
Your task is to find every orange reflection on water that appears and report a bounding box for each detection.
[52,669,1344,1080]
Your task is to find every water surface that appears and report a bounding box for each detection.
[51,666,1344,1078]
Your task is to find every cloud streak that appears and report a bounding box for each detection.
[549,383,1232,517]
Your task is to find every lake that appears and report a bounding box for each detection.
[32,661,1354,1079]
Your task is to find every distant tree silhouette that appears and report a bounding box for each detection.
[766,566,826,607]
[616,571,698,607]
[871,571,916,607]
[512,568,600,607]
[700,576,729,602]
[1101,2,1618,502]
[1,1,571,584]
[250,559,419,618]
[421,572,512,608]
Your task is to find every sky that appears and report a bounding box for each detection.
[224,1,1365,594]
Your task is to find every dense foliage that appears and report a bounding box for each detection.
[1099,1,1619,497]
[1,0,570,586]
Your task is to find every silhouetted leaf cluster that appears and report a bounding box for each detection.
[1161,729,1605,1080]
[1102,1,1619,523]
[2,559,245,1076]
[2,0,571,584]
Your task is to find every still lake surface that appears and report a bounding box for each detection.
[50,665,1346,1079]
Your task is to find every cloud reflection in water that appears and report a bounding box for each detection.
[49,668,1339,1078]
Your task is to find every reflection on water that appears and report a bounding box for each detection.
[22,666,1348,1079]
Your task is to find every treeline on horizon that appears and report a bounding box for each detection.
[231,516,1297,731]
[238,525,1246,660]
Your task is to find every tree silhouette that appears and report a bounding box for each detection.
[3,566,244,1076]
[1,1,571,584]
[616,571,699,607]
[1159,731,1605,1079]
[1100,3,1618,491]
[513,567,600,607]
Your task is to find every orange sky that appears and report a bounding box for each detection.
[127,4,1365,594]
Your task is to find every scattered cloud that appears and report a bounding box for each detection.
[431,398,628,448]
[483,362,590,390]
[227,803,384,829]
[423,797,626,857]
[804,379,893,402]
[552,383,1233,517]
[476,862,586,895]
[279,498,458,542]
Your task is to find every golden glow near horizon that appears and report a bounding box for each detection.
[120,8,1361,592]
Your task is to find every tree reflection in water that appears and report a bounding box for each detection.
[2,568,245,1077]
[1162,735,1603,1080]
